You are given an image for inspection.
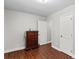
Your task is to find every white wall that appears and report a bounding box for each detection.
[4,9,44,53]
[4,4,75,55]
[47,4,75,54]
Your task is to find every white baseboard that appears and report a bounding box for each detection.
[39,41,51,45]
[4,47,25,53]
[52,46,75,58]
[5,41,51,53]
[5,42,74,58]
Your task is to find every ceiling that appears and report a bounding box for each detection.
[5,0,75,17]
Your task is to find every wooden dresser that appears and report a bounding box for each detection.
[25,31,38,50]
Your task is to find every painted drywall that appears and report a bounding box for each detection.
[4,9,45,53]
[4,4,75,54]
[47,15,60,48]
[46,4,75,55]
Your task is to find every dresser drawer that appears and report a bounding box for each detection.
[26,31,38,50]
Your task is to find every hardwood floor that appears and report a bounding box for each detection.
[4,43,74,59]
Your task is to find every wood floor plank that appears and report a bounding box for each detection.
[4,43,74,59]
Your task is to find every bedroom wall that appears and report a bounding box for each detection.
[46,4,75,54]
[4,9,45,53]
[4,4,75,54]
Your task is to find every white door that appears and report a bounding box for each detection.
[38,20,47,45]
[60,15,74,55]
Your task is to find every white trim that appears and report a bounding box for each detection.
[47,41,51,43]
[4,41,51,53]
[52,46,75,58]
[39,41,51,45]
[4,47,25,53]
[4,42,75,58]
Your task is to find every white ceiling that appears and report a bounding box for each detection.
[5,0,75,17]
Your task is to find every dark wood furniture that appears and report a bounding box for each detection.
[25,31,38,50]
